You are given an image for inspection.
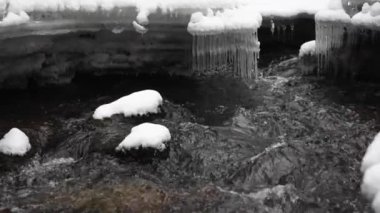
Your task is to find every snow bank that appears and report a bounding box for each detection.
[299,40,316,57]
[352,3,380,29]
[116,123,171,151]
[0,11,30,26]
[93,90,163,120]
[3,0,249,15]
[187,7,262,35]
[0,128,31,156]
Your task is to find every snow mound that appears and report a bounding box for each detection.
[361,132,380,173]
[187,7,262,35]
[0,128,31,156]
[299,40,316,57]
[361,132,380,213]
[116,123,171,152]
[352,2,380,29]
[93,90,163,120]
[0,11,30,26]
[362,163,380,200]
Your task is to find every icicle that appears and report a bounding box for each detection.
[190,29,260,80]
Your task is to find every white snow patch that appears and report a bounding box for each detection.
[93,90,163,120]
[116,123,171,151]
[0,128,31,156]
[0,11,30,26]
[299,40,316,57]
[361,132,380,173]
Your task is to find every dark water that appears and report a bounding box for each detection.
[1,55,380,212]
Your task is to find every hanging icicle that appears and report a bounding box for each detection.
[187,8,262,80]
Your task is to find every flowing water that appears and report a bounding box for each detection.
[0,51,380,212]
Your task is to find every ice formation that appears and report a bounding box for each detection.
[116,123,171,152]
[0,128,31,156]
[315,1,380,78]
[187,7,261,79]
[93,90,163,120]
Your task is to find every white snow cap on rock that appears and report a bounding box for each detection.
[0,128,31,156]
[361,132,380,173]
[93,90,163,120]
[116,123,171,151]
[187,7,262,35]
[299,40,316,57]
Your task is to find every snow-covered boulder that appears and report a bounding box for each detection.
[361,132,380,173]
[299,40,316,57]
[93,90,163,120]
[116,123,171,152]
[362,163,380,200]
[0,11,30,27]
[0,128,31,156]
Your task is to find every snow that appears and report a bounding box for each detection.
[352,2,380,29]
[361,132,380,213]
[299,40,316,57]
[0,11,30,26]
[0,0,334,27]
[93,90,163,120]
[188,7,262,35]
[248,0,331,17]
[132,20,148,34]
[0,128,31,156]
[116,123,171,151]
[315,9,351,23]
[361,132,380,173]
[373,193,380,213]
[362,163,380,200]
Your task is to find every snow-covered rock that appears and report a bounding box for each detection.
[0,128,31,156]
[361,132,380,173]
[361,133,380,213]
[352,2,380,29]
[0,11,30,26]
[116,123,171,152]
[299,40,316,57]
[362,163,380,200]
[93,90,163,120]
